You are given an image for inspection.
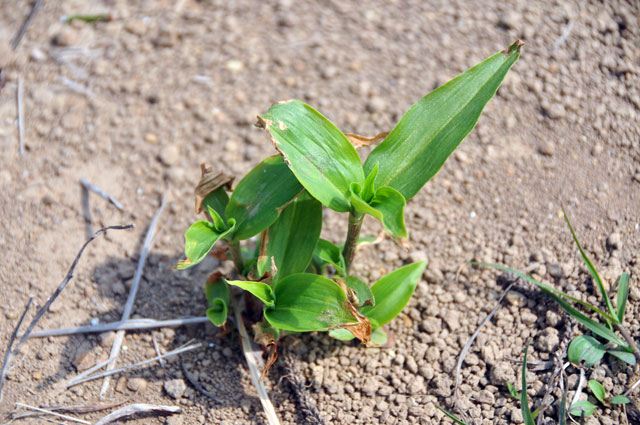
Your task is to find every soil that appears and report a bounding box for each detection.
[1,0,639,424]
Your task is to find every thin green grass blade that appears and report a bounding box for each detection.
[521,341,536,425]
[562,208,617,322]
[616,272,629,323]
[475,262,615,322]
[435,405,470,425]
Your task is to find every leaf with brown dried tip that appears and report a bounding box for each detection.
[194,163,234,215]
[345,131,389,149]
[332,301,372,345]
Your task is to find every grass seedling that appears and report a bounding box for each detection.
[178,41,523,365]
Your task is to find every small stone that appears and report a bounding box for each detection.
[499,10,521,30]
[536,327,560,352]
[420,317,442,334]
[110,280,125,295]
[125,19,147,35]
[547,263,564,279]
[52,27,78,46]
[410,250,428,264]
[32,372,43,380]
[159,145,180,166]
[61,112,84,129]
[164,378,187,399]
[222,347,233,358]
[606,232,621,250]
[366,96,386,113]
[409,376,426,394]
[543,103,566,120]
[475,389,495,404]
[490,362,515,385]
[320,66,338,79]
[99,332,116,347]
[144,133,158,144]
[510,406,524,423]
[505,291,527,307]
[362,377,378,396]
[225,60,244,73]
[127,377,147,392]
[116,376,127,393]
[442,310,461,331]
[538,141,555,156]
[166,416,183,425]
[72,340,95,371]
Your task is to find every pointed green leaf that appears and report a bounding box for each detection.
[364,41,522,200]
[177,220,235,269]
[475,262,615,323]
[225,279,275,307]
[521,341,536,425]
[207,205,227,232]
[360,262,426,328]
[588,380,606,405]
[267,191,322,283]
[371,327,388,345]
[610,394,630,405]
[569,400,596,417]
[616,272,629,323]
[567,335,606,367]
[205,276,230,327]
[264,273,357,332]
[607,347,636,365]
[259,100,364,212]
[313,238,346,276]
[202,186,229,223]
[435,405,471,425]
[563,208,617,322]
[351,185,407,239]
[226,155,303,240]
[344,275,374,307]
[361,163,379,203]
[256,255,271,279]
[507,382,520,399]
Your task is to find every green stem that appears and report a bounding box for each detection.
[342,212,364,274]
[228,240,245,274]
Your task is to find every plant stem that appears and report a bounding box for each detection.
[228,240,245,273]
[342,212,364,274]
[615,323,640,366]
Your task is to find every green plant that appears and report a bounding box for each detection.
[477,209,638,366]
[178,42,522,355]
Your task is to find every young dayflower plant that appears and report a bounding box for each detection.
[177,41,523,366]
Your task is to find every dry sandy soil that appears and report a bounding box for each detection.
[1,0,639,424]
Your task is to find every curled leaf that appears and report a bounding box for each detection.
[332,301,372,345]
[194,163,234,214]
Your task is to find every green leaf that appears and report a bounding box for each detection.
[205,277,230,327]
[607,347,636,366]
[344,275,375,307]
[610,394,630,405]
[474,262,616,324]
[521,341,536,425]
[264,273,357,332]
[435,405,471,425]
[259,100,364,212]
[328,328,355,341]
[360,262,426,328]
[616,272,629,323]
[568,400,596,417]
[558,377,567,425]
[360,162,379,203]
[567,335,606,367]
[207,205,227,232]
[563,208,618,322]
[202,186,229,223]
[364,41,522,201]
[267,191,322,283]
[507,382,520,399]
[350,185,407,239]
[588,380,606,405]
[225,279,275,307]
[314,238,346,276]
[371,327,388,346]
[176,220,235,269]
[226,155,303,240]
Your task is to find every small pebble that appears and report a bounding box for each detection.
[127,377,147,392]
[164,378,187,399]
[547,262,564,279]
[606,232,621,249]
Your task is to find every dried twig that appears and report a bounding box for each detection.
[93,403,181,425]
[100,199,166,396]
[452,282,514,425]
[11,0,43,50]
[153,332,165,368]
[11,399,128,420]
[0,298,32,403]
[14,402,90,425]
[623,376,640,397]
[80,179,124,211]
[23,316,210,338]
[231,295,280,425]
[0,224,133,403]
[180,355,222,403]
[65,343,201,388]
[281,353,326,425]
[17,75,24,155]
[552,20,574,52]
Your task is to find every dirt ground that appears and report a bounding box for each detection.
[1,0,639,424]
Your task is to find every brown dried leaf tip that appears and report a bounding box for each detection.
[252,322,279,381]
[345,131,389,149]
[194,163,234,214]
[503,39,525,55]
[334,301,372,346]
